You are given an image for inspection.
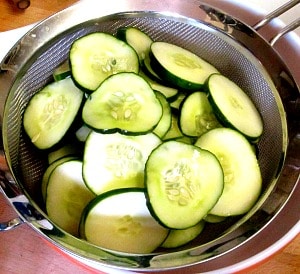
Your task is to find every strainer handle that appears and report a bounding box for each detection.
[252,0,300,45]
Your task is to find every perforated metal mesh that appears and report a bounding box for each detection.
[4,13,285,225]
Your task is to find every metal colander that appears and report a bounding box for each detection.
[0,0,299,272]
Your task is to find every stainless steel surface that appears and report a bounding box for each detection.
[252,0,300,45]
[0,0,299,272]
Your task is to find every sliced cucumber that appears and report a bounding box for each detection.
[162,112,183,141]
[80,188,169,253]
[83,131,162,195]
[161,221,205,248]
[47,142,82,164]
[41,156,79,202]
[206,74,263,141]
[170,92,186,110]
[195,127,262,216]
[139,70,178,101]
[70,32,139,92]
[23,77,84,150]
[116,27,153,64]
[203,214,226,223]
[142,55,162,81]
[46,160,95,236]
[53,59,71,81]
[75,124,92,142]
[82,72,163,135]
[145,141,224,229]
[179,91,221,137]
[150,42,219,90]
[153,91,172,138]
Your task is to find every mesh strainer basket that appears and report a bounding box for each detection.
[0,0,299,272]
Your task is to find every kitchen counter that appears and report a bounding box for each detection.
[0,0,299,273]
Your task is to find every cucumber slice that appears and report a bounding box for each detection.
[80,188,169,254]
[179,91,221,137]
[145,141,224,229]
[195,127,262,216]
[139,70,178,101]
[41,156,79,202]
[70,32,139,92]
[161,221,205,248]
[207,74,263,141]
[46,160,95,236]
[47,142,82,164]
[142,55,162,81]
[116,27,153,64]
[23,77,84,150]
[82,72,163,135]
[203,214,226,223]
[153,91,172,138]
[75,124,92,142]
[162,112,183,140]
[83,131,162,195]
[53,59,71,81]
[150,42,219,90]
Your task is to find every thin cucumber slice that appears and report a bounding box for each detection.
[53,59,71,81]
[116,27,153,64]
[70,32,139,92]
[75,124,92,142]
[139,70,178,102]
[142,55,162,81]
[179,91,221,137]
[23,77,84,150]
[162,112,183,140]
[46,160,95,236]
[83,131,162,195]
[80,188,169,253]
[195,127,262,216]
[47,142,82,164]
[145,141,224,229]
[207,74,263,141]
[82,72,163,135]
[153,91,172,138]
[203,214,226,223]
[41,156,79,202]
[150,42,219,90]
[170,93,186,110]
[161,221,205,248]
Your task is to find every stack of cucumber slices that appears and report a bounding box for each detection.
[23,27,263,254]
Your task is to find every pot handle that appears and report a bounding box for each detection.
[252,0,300,45]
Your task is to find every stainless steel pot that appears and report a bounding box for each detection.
[0,0,299,272]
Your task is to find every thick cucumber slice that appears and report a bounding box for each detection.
[82,72,163,135]
[206,74,263,141]
[46,160,95,236]
[23,77,84,150]
[195,128,262,216]
[161,221,205,248]
[83,131,162,195]
[145,141,224,229]
[179,91,221,137]
[150,42,219,90]
[116,27,153,64]
[80,188,169,254]
[153,91,172,138]
[70,32,139,92]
